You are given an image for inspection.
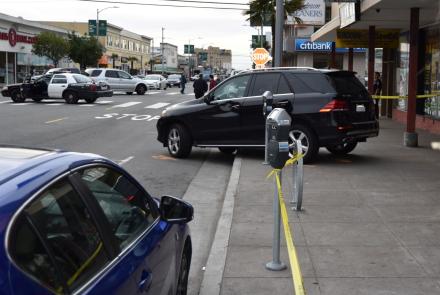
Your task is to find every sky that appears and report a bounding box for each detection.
[1,0,259,70]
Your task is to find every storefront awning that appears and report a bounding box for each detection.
[98,55,108,65]
[311,0,439,42]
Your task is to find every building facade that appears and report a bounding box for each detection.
[152,43,178,73]
[44,21,152,74]
[194,46,232,73]
[0,13,74,85]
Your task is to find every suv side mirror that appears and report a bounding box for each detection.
[159,195,193,224]
[204,92,214,104]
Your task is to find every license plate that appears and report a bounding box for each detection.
[356,104,366,112]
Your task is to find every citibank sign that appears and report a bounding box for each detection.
[295,39,366,53]
[0,28,37,47]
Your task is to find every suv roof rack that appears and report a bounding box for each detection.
[238,67,319,74]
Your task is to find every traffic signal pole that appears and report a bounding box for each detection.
[274,0,284,67]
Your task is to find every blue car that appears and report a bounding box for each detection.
[0,146,193,295]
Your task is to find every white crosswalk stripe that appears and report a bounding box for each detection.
[145,102,170,109]
[166,92,179,95]
[186,93,194,96]
[79,104,95,107]
[96,100,113,104]
[0,101,9,104]
[111,102,142,108]
[46,103,64,106]
[11,103,32,106]
[148,91,160,95]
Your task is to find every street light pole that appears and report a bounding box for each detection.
[96,6,118,37]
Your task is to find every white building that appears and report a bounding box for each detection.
[153,43,178,73]
[0,12,74,85]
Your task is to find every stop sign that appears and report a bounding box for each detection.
[252,48,272,66]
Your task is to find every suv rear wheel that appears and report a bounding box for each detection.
[326,141,357,155]
[167,124,192,158]
[289,124,319,163]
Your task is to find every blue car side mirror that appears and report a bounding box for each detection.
[160,195,193,224]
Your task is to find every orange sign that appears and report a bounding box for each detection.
[252,48,272,66]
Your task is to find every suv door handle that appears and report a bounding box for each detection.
[275,100,289,108]
[138,270,152,293]
[231,104,240,111]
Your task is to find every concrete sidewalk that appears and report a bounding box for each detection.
[201,119,440,295]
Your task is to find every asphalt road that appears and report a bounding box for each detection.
[0,85,234,293]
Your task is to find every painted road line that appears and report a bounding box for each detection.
[45,117,68,124]
[46,103,64,106]
[186,93,194,96]
[148,91,160,95]
[111,102,142,108]
[145,102,170,109]
[96,100,113,104]
[118,156,134,166]
[11,103,32,106]
[79,104,95,107]
[166,92,179,95]
[44,99,58,103]
[0,101,9,104]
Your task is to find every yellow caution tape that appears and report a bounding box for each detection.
[275,172,306,295]
[267,153,306,295]
[372,93,440,99]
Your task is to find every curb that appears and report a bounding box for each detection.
[198,155,242,295]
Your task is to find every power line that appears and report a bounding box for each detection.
[130,0,249,6]
[75,0,247,10]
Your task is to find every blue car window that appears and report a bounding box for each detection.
[80,167,157,250]
[10,179,110,293]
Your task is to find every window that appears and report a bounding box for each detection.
[51,76,67,84]
[287,73,334,94]
[105,70,119,78]
[277,75,292,94]
[250,73,280,96]
[107,35,113,47]
[212,75,251,100]
[79,167,157,250]
[118,71,131,79]
[10,179,110,293]
[89,70,102,77]
[73,75,92,83]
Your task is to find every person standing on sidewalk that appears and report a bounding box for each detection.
[193,74,208,99]
[180,73,187,94]
[209,74,217,91]
[373,72,382,118]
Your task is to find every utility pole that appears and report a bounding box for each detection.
[161,27,165,75]
[260,13,264,48]
[274,0,284,67]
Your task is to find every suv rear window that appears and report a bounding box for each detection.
[287,73,334,94]
[327,73,369,96]
[89,70,102,77]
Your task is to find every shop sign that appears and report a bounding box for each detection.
[0,28,37,47]
[339,2,360,28]
[336,29,400,48]
[295,39,365,52]
[287,0,325,25]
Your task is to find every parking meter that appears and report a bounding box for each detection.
[262,91,274,117]
[266,108,291,169]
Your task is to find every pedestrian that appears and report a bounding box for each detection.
[180,73,187,94]
[193,74,208,99]
[209,74,217,91]
[373,72,382,118]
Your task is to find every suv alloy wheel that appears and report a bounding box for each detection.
[289,124,319,163]
[167,124,192,158]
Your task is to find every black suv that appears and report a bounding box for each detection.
[156,68,379,162]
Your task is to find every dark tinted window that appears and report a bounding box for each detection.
[328,74,369,96]
[213,75,251,100]
[250,73,280,96]
[288,73,334,93]
[10,215,64,292]
[90,70,102,77]
[80,167,157,250]
[10,179,110,292]
[105,70,119,78]
[277,76,291,94]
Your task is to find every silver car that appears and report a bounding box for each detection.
[141,74,168,90]
[86,68,148,95]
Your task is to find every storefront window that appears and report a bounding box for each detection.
[0,52,6,84]
[424,27,440,119]
[397,34,410,112]
[7,52,15,84]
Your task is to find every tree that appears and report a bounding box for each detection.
[68,33,105,70]
[244,0,304,66]
[111,53,119,68]
[32,32,69,67]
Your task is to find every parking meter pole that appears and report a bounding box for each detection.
[266,170,287,271]
[263,124,269,164]
[291,139,304,211]
[262,91,273,165]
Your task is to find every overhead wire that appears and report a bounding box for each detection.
[75,0,248,10]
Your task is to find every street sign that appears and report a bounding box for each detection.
[88,20,97,36]
[98,20,107,36]
[252,48,272,66]
[252,35,267,49]
[88,19,107,36]
[198,52,208,62]
[184,44,194,54]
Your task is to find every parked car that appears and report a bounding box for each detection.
[85,68,148,95]
[141,74,168,90]
[1,73,112,104]
[157,68,379,163]
[167,74,181,88]
[0,146,193,294]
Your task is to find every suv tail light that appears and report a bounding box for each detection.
[320,99,349,112]
[89,83,97,91]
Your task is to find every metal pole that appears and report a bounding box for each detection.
[266,170,286,271]
[274,0,284,67]
[161,27,165,75]
[96,9,99,37]
[291,139,303,211]
[260,13,264,48]
[263,124,269,164]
